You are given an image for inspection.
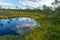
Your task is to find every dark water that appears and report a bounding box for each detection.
[0,17,38,36]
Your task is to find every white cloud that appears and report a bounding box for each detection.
[19,0,54,8]
[0,2,14,6]
[0,2,20,9]
[0,0,55,9]
[19,0,41,8]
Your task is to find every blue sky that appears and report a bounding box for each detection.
[0,0,54,9]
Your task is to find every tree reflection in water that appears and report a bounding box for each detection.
[0,20,3,27]
[7,19,12,24]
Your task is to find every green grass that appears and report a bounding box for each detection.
[0,9,60,40]
[25,18,60,40]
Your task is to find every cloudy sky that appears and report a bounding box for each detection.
[0,0,54,9]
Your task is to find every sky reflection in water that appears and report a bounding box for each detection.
[0,17,38,36]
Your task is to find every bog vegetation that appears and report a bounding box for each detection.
[0,0,60,40]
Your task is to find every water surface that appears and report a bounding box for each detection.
[0,17,38,36]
